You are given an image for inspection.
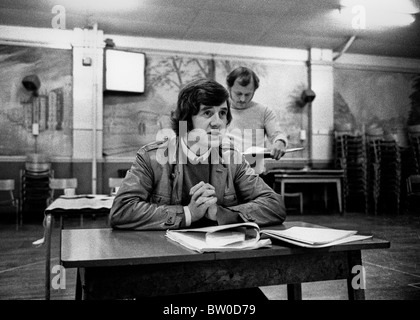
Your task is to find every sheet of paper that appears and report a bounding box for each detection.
[206,231,245,247]
[265,234,372,248]
[262,227,357,245]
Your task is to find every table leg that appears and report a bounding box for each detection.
[336,180,343,214]
[75,268,82,300]
[323,185,328,209]
[281,181,285,200]
[287,283,302,300]
[346,251,365,300]
[44,214,52,300]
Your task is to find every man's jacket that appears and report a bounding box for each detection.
[109,136,286,230]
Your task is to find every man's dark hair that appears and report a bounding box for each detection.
[171,78,232,134]
[226,66,260,90]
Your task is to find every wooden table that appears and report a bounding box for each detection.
[43,195,114,300]
[270,169,345,213]
[61,221,390,300]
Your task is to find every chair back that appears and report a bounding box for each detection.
[0,179,15,191]
[48,178,78,204]
[49,178,78,190]
[0,179,20,229]
[0,179,16,202]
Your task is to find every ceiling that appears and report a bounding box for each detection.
[1,0,420,59]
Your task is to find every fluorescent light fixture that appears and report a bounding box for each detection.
[337,1,417,28]
[341,0,420,14]
[59,0,138,11]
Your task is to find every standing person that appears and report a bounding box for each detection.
[226,66,288,175]
[109,78,286,231]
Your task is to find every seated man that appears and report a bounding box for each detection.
[109,78,286,231]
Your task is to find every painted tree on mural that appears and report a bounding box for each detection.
[334,91,357,130]
[191,58,215,79]
[147,56,214,90]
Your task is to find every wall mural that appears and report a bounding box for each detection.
[334,69,419,138]
[4,44,416,161]
[0,45,72,157]
[103,52,308,159]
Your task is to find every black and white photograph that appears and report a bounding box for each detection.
[0,0,419,311]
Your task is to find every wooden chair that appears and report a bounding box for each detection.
[0,179,20,230]
[47,178,79,227]
[108,177,124,195]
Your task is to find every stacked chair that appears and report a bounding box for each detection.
[335,126,416,215]
[406,174,420,211]
[334,133,348,213]
[20,154,53,223]
[366,134,382,215]
[334,132,368,214]
[378,138,402,214]
[408,130,420,174]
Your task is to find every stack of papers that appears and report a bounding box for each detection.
[166,222,271,253]
[165,223,373,252]
[261,227,372,248]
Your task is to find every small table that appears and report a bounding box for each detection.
[270,169,345,213]
[61,221,390,300]
[43,195,114,300]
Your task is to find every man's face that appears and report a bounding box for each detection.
[188,103,228,151]
[229,78,255,109]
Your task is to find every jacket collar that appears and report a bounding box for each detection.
[179,136,212,164]
[167,136,230,165]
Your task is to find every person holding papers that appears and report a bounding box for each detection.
[225,67,288,175]
[109,78,286,230]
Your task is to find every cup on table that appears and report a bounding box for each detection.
[111,187,120,196]
[64,188,75,196]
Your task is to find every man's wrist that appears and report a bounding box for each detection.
[206,205,218,221]
[183,206,192,227]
